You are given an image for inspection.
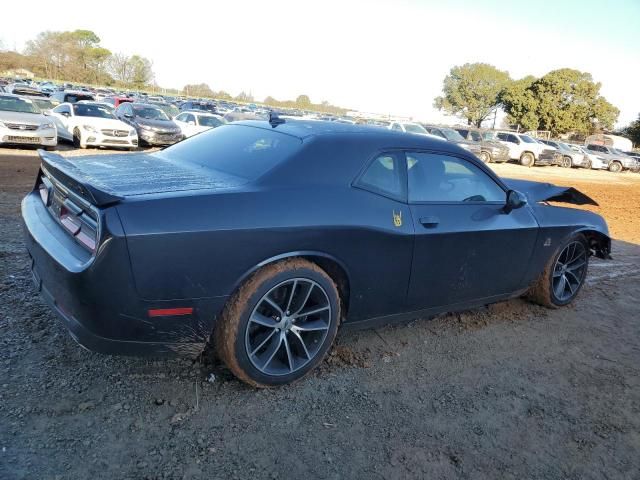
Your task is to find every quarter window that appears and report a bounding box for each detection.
[357,153,403,199]
[406,152,505,203]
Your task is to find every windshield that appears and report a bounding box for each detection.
[198,116,225,127]
[0,95,40,114]
[158,124,301,181]
[73,103,117,119]
[403,123,428,134]
[133,105,170,121]
[519,135,537,144]
[441,128,465,141]
[32,99,55,111]
[155,103,179,118]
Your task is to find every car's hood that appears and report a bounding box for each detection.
[37,150,244,206]
[0,110,47,125]
[135,117,180,131]
[503,178,598,206]
[71,117,131,130]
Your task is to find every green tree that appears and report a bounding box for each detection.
[621,114,640,146]
[235,91,254,102]
[295,94,311,106]
[502,69,619,135]
[499,75,539,130]
[434,63,511,127]
[129,55,153,88]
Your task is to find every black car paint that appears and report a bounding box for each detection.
[115,103,182,146]
[22,121,611,357]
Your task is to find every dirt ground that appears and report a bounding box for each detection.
[1,148,639,480]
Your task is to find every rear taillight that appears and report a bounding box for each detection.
[58,201,98,253]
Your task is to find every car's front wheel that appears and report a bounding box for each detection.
[562,156,573,168]
[520,152,535,167]
[479,151,491,163]
[609,161,623,173]
[215,259,341,387]
[527,234,589,308]
[72,128,86,149]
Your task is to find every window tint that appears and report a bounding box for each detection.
[53,104,70,114]
[391,123,403,131]
[406,152,504,203]
[157,125,301,181]
[357,153,403,199]
[469,131,482,142]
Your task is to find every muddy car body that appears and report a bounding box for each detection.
[22,119,611,386]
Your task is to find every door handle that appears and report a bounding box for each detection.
[419,216,440,228]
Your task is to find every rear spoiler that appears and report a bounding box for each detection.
[37,150,123,207]
[503,178,598,206]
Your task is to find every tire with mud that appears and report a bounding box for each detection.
[520,152,535,167]
[479,151,491,163]
[527,233,589,308]
[215,258,341,387]
[608,161,623,173]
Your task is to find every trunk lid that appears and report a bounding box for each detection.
[38,150,242,206]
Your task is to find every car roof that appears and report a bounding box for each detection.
[234,119,462,150]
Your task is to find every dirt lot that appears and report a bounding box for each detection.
[1,148,639,480]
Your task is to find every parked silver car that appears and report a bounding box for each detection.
[540,139,590,168]
[0,94,57,149]
[585,144,638,172]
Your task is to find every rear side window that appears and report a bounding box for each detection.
[157,125,301,181]
[356,153,404,200]
[406,152,504,203]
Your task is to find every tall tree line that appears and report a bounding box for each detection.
[2,29,155,88]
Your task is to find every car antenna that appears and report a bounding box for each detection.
[269,111,285,128]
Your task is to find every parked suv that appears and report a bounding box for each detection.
[423,125,482,158]
[0,94,57,149]
[486,131,557,166]
[115,102,182,146]
[454,127,509,163]
[585,144,638,172]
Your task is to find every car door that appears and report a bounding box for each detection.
[174,113,188,134]
[405,150,539,310]
[496,133,520,159]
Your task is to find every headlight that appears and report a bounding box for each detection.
[459,143,471,150]
[139,124,153,131]
[82,124,97,133]
[39,122,54,130]
[129,129,136,136]
[0,121,5,128]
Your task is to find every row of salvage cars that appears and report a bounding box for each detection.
[385,121,639,172]
[0,92,227,150]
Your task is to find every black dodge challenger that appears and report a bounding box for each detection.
[22,118,611,386]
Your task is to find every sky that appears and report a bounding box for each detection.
[2,0,639,127]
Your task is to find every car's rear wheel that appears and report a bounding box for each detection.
[520,152,534,167]
[479,151,491,163]
[584,159,592,169]
[609,161,623,173]
[215,258,340,387]
[527,234,589,308]
[562,156,573,168]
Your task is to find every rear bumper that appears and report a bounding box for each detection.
[22,190,226,357]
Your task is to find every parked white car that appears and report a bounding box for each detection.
[571,146,608,170]
[488,131,557,167]
[49,102,138,150]
[388,121,436,137]
[0,94,57,149]
[174,111,227,138]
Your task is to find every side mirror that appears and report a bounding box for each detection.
[124,113,133,119]
[187,120,195,125]
[61,111,70,117]
[503,190,527,214]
